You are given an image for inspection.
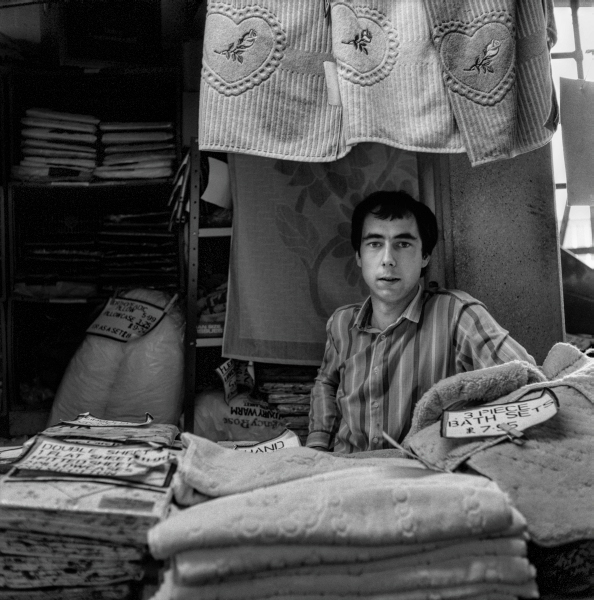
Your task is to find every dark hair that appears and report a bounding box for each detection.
[351,190,439,261]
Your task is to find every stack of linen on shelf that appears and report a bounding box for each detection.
[256,364,316,445]
[98,210,179,290]
[13,107,99,182]
[0,414,178,599]
[147,434,539,600]
[96,121,175,180]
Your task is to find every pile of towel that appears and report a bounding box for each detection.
[96,121,176,180]
[13,107,99,182]
[147,434,538,599]
[403,342,594,595]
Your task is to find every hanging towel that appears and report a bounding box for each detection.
[330,0,463,155]
[422,0,557,166]
[224,143,418,364]
[198,0,556,166]
[199,0,343,162]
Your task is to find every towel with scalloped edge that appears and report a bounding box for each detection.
[198,0,343,162]
[422,0,557,166]
[404,342,594,546]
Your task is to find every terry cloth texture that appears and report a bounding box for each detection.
[198,0,556,166]
[224,143,418,365]
[199,0,342,161]
[405,342,594,547]
[147,466,537,599]
[171,432,412,502]
[149,465,514,558]
[147,435,538,600]
[423,0,557,165]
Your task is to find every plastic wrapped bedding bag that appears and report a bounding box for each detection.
[47,289,184,426]
[194,390,287,442]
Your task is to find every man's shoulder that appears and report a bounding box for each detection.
[330,302,365,322]
[424,288,487,310]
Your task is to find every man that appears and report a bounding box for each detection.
[306,190,535,454]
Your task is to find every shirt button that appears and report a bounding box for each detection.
[372,402,378,408]
[374,367,379,373]
[380,335,385,340]
[372,437,379,443]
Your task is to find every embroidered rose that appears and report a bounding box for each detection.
[464,39,501,74]
[215,29,258,63]
[343,28,373,54]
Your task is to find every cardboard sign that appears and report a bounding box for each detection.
[216,359,238,403]
[218,429,301,453]
[441,389,559,439]
[12,437,173,486]
[60,412,154,428]
[86,297,165,342]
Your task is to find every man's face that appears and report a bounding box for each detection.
[356,212,430,313]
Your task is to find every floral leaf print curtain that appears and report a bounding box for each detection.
[223,142,418,365]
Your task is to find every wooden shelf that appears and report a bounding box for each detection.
[198,227,232,238]
[195,337,223,347]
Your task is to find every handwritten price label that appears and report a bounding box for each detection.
[441,389,559,439]
[87,297,164,342]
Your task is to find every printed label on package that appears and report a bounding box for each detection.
[216,359,238,404]
[441,389,559,439]
[14,437,162,478]
[86,297,165,342]
[60,412,154,428]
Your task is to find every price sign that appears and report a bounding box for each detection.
[86,297,165,342]
[441,389,559,439]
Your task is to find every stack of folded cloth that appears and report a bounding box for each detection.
[147,433,539,600]
[197,281,227,338]
[0,418,179,599]
[13,107,99,182]
[96,121,176,180]
[257,365,316,445]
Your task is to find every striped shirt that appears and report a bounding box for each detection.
[306,285,536,454]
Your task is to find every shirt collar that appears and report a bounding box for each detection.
[354,284,424,331]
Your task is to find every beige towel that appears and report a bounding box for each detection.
[174,534,528,585]
[152,566,538,600]
[198,0,556,166]
[173,432,413,502]
[149,466,513,560]
[199,0,342,162]
[405,342,594,546]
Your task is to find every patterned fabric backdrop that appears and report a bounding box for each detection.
[223,142,418,365]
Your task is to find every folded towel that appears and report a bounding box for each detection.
[174,532,528,585]
[152,567,538,600]
[173,432,412,501]
[405,342,594,546]
[405,360,546,440]
[149,466,513,559]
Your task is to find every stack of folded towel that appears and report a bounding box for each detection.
[96,122,176,180]
[13,107,99,181]
[147,434,539,600]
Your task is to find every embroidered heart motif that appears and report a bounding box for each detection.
[331,2,398,86]
[437,17,515,105]
[203,3,286,96]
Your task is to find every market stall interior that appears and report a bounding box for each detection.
[0,0,592,599]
